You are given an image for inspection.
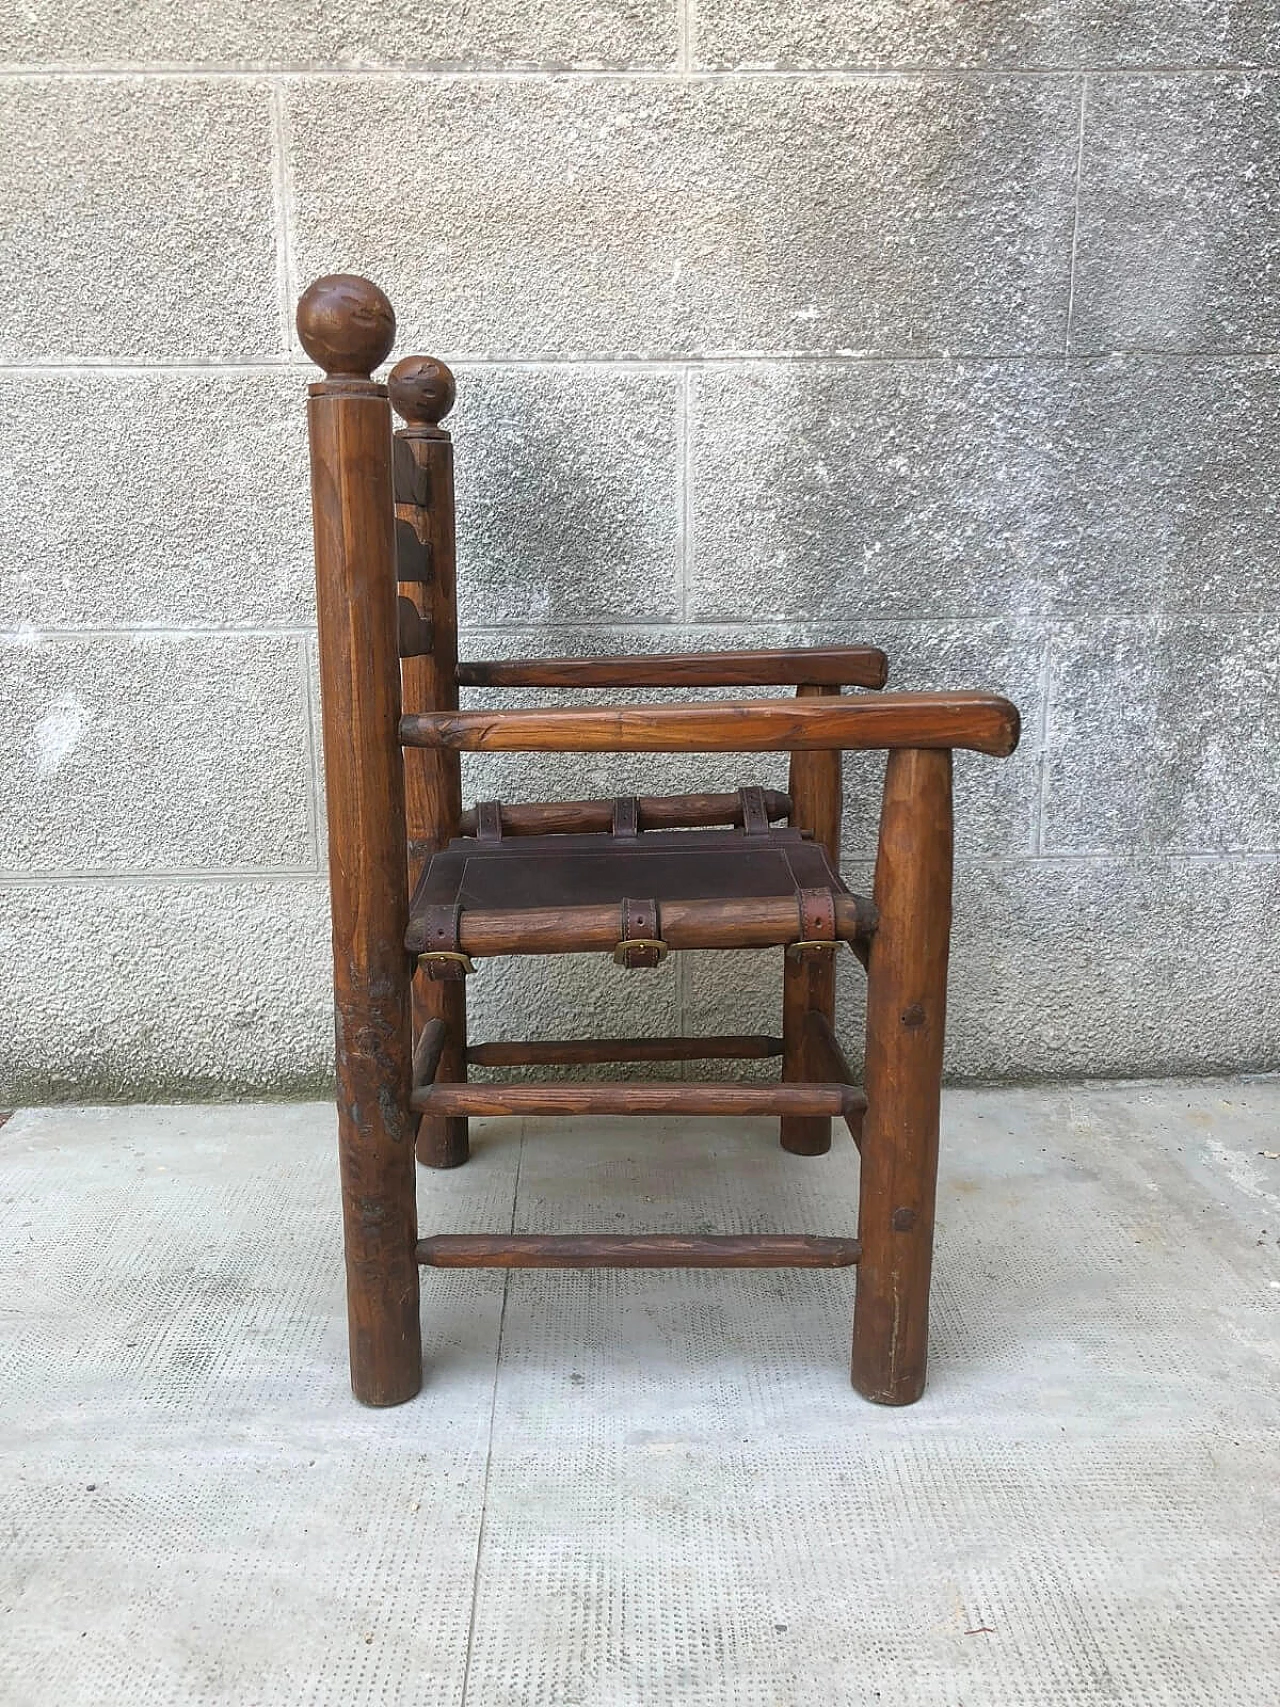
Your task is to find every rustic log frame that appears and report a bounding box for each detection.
[299,274,1021,1409]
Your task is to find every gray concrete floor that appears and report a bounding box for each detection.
[0,1081,1277,1706]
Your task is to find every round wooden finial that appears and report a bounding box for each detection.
[388,355,456,428]
[296,274,396,379]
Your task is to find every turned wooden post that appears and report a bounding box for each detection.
[851,747,953,1405]
[297,274,421,1407]
[389,356,469,1169]
[781,683,843,1155]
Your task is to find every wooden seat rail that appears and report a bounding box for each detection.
[407,893,876,959]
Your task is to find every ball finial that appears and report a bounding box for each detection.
[296,274,396,379]
[388,356,457,429]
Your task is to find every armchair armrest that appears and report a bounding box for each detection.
[454,644,889,691]
[401,691,1020,758]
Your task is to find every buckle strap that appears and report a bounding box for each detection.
[416,902,475,980]
[613,896,667,969]
[611,796,640,838]
[475,800,503,842]
[738,786,770,836]
[788,888,838,962]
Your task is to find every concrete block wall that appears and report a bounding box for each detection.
[2,5,1278,1100]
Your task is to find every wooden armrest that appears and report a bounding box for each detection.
[454,644,889,691]
[401,692,1020,757]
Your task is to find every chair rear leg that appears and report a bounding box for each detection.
[415,974,469,1168]
[780,952,835,1155]
[781,688,842,1155]
[851,748,952,1406]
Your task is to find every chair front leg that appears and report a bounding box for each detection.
[300,277,422,1408]
[851,747,953,1405]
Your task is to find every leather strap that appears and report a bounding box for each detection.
[615,896,665,969]
[475,800,503,842]
[788,888,838,962]
[417,902,472,980]
[611,796,640,838]
[738,786,770,836]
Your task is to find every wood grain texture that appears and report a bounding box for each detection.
[296,274,395,379]
[801,1011,857,1087]
[782,683,844,1156]
[457,789,790,838]
[388,354,456,433]
[465,1034,785,1066]
[851,747,953,1406]
[411,1016,447,1091]
[402,693,1021,757]
[394,408,468,1169]
[416,1234,862,1268]
[305,363,420,1409]
[411,1080,866,1118]
[410,892,876,958]
[454,645,889,690]
[803,1010,865,1151]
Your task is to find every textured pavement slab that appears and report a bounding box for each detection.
[1,1081,1277,1704]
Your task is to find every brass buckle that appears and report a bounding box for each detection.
[786,938,840,960]
[417,949,476,975]
[612,938,669,967]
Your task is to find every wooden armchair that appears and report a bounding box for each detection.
[296,275,1020,1411]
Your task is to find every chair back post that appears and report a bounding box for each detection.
[297,275,421,1407]
[851,745,953,1405]
[388,356,469,1169]
[781,682,844,1156]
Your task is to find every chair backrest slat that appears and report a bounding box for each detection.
[390,357,462,884]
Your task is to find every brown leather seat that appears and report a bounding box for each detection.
[407,825,846,949]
